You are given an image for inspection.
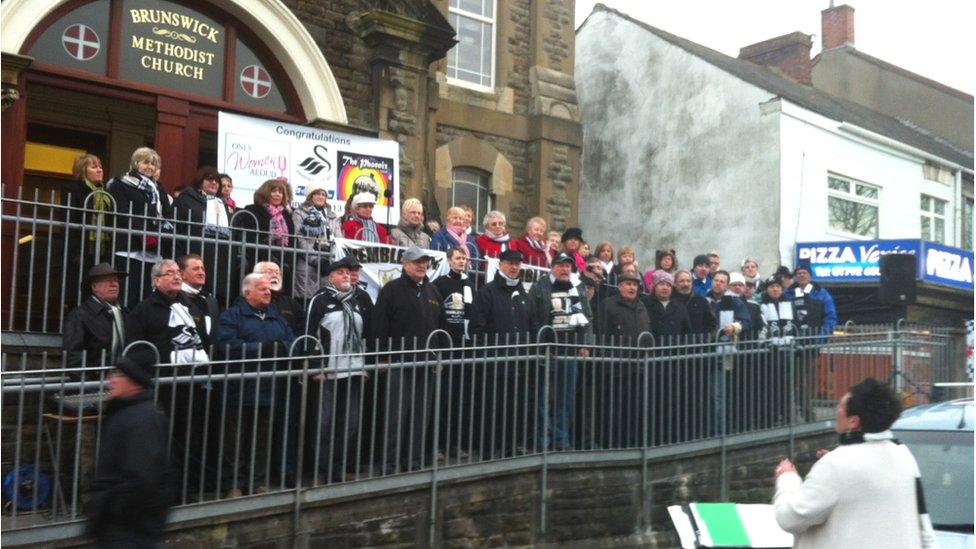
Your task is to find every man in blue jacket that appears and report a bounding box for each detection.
[691,254,713,297]
[788,262,837,337]
[216,273,296,493]
[787,262,838,421]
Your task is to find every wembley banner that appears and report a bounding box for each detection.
[217,111,401,224]
[330,239,450,302]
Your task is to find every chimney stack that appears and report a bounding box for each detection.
[821,4,855,50]
[739,32,813,85]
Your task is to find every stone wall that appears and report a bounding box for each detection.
[284,0,375,129]
[29,429,833,548]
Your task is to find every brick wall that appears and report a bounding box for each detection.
[25,430,833,548]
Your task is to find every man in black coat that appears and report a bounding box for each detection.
[672,269,717,441]
[85,353,172,547]
[177,254,220,342]
[62,263,128,379]
[372,246,446,473]
[176,254,224,491]
[642,271,692,341]
[126,259,209,498]
[642,270,694,445]
[431,246,475,459]
[432,246,475,347]
[469,249,535,458]
[597,272,650,448]
[672,270,717,337]
[125,260,209,364]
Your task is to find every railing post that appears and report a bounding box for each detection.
[892,319,905,395]
[637,331,654,531]
[788,338,797,460]
[536,325,555,538]
[289,336,317,546]
[425,329,450,549]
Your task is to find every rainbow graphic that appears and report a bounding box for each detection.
[336,151,394,206]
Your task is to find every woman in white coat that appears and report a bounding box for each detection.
[772,378,937,549]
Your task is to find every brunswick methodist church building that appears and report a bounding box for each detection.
[1,0,582,232]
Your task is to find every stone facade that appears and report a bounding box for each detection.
[286,0,582,232]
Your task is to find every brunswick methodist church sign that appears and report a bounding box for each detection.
[120,1,225,97]
[25,0,288,111]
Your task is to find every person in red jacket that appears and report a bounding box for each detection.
[511,216,551,268]
[341,192,390,243]
[474,210,511,258]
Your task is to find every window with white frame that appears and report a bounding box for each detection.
[451,167,492,232]
[827,175,880,238]
[446,0,495,89]
[920,194,948,244]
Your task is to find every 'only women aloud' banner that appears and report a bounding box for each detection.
[217,111,401,223]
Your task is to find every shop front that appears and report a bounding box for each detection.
[795,239,974,326]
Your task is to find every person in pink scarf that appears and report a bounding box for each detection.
[511,216,551,268]
[560,227,587,273]
[474,210,511,258]
[233,178,295,291]
[430,206,480,260]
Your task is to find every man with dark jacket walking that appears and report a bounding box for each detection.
[63,263,128,379]
[85,353,172,547]
[470,249,534,458]
[373,246,446,473]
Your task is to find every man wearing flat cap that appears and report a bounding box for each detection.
[341,192,390,244]
[85,352,172,547]
[596,270,650,448]
[373,245,446,473]
[62,263,129,378]
[304,255,370,482]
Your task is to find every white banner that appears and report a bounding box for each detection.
[331,238,450,302]
[483,257,557,290]
[217,111,401,224]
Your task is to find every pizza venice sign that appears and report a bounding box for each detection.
[795,239,974,291]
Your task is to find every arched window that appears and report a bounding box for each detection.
[451,167,492,232]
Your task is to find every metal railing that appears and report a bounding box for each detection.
[1,187,505,333]
[0,325,961,537]
[1,188,969,543]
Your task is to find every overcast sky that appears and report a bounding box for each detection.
[575,0,974,96]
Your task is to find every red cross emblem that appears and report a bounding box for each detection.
[240,65,272,99]
[61,24,100,61]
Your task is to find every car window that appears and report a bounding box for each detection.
[894,429,974,531]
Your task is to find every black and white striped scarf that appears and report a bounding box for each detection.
[323,283,364,354]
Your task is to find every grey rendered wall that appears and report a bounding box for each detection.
[575,11,782,273]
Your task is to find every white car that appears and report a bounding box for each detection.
[891,398,974,549]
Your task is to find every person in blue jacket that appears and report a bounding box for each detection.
[216,273,296,492]
[786,261,838,421]
[690,254,713,297]
[429,206,481,261]
[787,262,837,337]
